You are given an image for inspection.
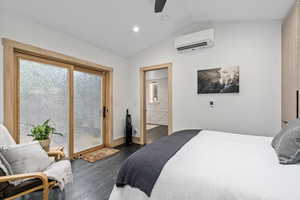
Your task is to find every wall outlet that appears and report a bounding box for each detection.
[133,128,138,135]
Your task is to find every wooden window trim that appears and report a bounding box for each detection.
[2,38,113,72]
[15,53,74,145]
[2,38,114,151]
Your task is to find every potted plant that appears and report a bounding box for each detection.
[28,119,63,152]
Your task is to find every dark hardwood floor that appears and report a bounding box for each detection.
[146,125,168,144]
[17,144,141,200]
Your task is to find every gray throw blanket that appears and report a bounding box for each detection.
[116,129,200,197]
[44,160,73,190]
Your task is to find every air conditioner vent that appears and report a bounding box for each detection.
[174,29,214,53]
[176,41,208,51]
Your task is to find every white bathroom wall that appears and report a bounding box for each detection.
[146,79,168,125]
[145,69,169,125]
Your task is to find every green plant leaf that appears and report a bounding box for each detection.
[53,132,64,136]
[28,119,63,141]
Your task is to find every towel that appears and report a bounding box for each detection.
[43,160,73,190]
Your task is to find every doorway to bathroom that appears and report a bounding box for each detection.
[140,63,172,145]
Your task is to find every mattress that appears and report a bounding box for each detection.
[109,130,300,200]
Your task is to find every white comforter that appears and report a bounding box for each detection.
[109,130,300,200]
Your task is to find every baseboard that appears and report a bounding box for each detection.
[109,136,141,147]
[133,136,141,144]
[109,137,124,147]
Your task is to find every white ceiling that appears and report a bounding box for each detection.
[0,0,295,57]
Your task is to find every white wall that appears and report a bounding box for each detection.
[0,12,130,139]
[0,15,282,139]
[129,21,281,137]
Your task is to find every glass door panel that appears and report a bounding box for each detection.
[19,58,69,155]
[74,70,103,153]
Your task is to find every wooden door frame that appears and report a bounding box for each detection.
[140,63,172,145]
[2,38,114,156]
[14,53,74,153]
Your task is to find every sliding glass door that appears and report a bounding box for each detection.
[74,69,104,153]
[19,56,70,155]
[18,54,106,157]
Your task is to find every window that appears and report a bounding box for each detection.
[149,82,159,104]
[19,58,69,154]
[19,56,105,156]
[74,70,103,153]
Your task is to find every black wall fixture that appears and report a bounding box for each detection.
[155,0,167,13]
[125,109,133,145]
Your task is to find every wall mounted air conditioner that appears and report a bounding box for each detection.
[174,28,214,52]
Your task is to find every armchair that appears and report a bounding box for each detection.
[0,125,66,200]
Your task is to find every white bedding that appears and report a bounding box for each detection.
[109,130,300,200]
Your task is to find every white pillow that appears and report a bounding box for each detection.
[0,125,16,146]
[0,142,54,184]
[0,153,11,175]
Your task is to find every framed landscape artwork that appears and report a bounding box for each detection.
[197,66,239,94]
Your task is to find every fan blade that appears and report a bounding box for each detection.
[155,0,167,13]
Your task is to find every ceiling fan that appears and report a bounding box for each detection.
[155,0,167,13]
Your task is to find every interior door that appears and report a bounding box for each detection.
[73,68,105,154]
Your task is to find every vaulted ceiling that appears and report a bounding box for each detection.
[0,0,295,57]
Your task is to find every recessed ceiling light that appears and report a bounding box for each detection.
[133,25,140,33]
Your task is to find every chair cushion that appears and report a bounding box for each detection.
[0,168,9,199]
[3,178,42,198]
[0,169,56,199]
[2,178,57,198]
[0,142,54,185]
[0,153,11,176]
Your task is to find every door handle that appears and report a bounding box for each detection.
[297,90,299,118]
[103,106,106,118]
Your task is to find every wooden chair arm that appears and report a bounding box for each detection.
[0,172,50,200]
[0,172,48,184]
[48,151,65,160]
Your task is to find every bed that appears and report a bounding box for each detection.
[109,130,300,200]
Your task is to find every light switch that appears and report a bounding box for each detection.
[209,100,214,107]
